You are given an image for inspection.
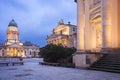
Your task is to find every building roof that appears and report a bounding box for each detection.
[8,19,18,27]
[57,19,76,27]
[47,34,68,39]
[23,41,39,47]
[23,41,33,46]
[0,43,5,47]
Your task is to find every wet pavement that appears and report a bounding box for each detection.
[0,58,120,80]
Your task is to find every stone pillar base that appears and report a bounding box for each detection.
[73,52,89,68]
[73,51,103,68]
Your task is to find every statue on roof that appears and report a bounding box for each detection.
[58,19,64,25]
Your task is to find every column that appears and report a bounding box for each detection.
[73,0,88,68]
[102,0,112,50]
[60,38,62,44]
[84,0,90,50]
[112,0,118,48]
[77,0,85,52]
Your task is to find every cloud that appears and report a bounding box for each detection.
[0,0,77,47]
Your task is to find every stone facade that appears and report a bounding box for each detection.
[5,19,25,57]
[47,20,77,48]
[0,19,40,57]
[0,44,6,57]
[23,41,39,58]
[73,0,120,68]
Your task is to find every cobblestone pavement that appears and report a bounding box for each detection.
[0,58,120,80]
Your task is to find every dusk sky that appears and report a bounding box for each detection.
[0,0,77,47]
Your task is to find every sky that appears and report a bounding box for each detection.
[0,0,77,47]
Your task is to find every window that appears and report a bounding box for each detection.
[30,51,31,55]
[73,28,75,31]
[34,51,36,57]
[2,50,4,52]
[13,33,16,40]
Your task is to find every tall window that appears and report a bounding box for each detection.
[2,50,4,56]
[30,51,31,55]
[73,28,75,31]
[13,33,16,40]
[34,51,36,57]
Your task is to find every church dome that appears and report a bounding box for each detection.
[23,41,33,46]
[8,19,18,27]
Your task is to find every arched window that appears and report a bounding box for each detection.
[2,50,4,56]
[30,51,31,55]
[34,51,36,57]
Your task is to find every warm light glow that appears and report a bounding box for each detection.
[62,38,67,46]
[47,21,77,48]
[13,48,17,56]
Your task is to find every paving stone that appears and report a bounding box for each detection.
[15,73,33,77]
[0,58,119,80]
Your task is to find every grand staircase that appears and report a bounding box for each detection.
[89,54,120,73]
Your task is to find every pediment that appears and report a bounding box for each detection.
[55,25,66,30]
[7,43,22,48]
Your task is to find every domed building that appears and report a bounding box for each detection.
[5,19,25,57]
[23,41,39,58]
[0,19,40,57]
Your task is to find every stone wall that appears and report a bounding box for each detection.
[73,52,103,68]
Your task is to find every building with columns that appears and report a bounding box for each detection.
[0,19,40,57]
[0,44,6,57]
[5,19,25,57]
[47,20,77,48]
[23,41,39,58]
[73,0,120,68]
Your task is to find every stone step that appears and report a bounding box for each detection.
[96,61,120,65]
[97,61,120,63]
[94,64,120,67]
[90,67,120,73]
[89,54,120,73]
[92,66,120,70]
[101,58,120,61]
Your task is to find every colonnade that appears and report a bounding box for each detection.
[77,0,113,52]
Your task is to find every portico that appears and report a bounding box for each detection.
[5,19,25,57]
[73,0,120,68]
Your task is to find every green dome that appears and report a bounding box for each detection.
[8,19,18,27]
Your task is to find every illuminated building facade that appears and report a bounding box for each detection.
[73,0,120,68]
[0,44,6,57]
[47,20,77,48]
[5,19,25,57]
[23,41,39,58]
[0,19,40,57]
